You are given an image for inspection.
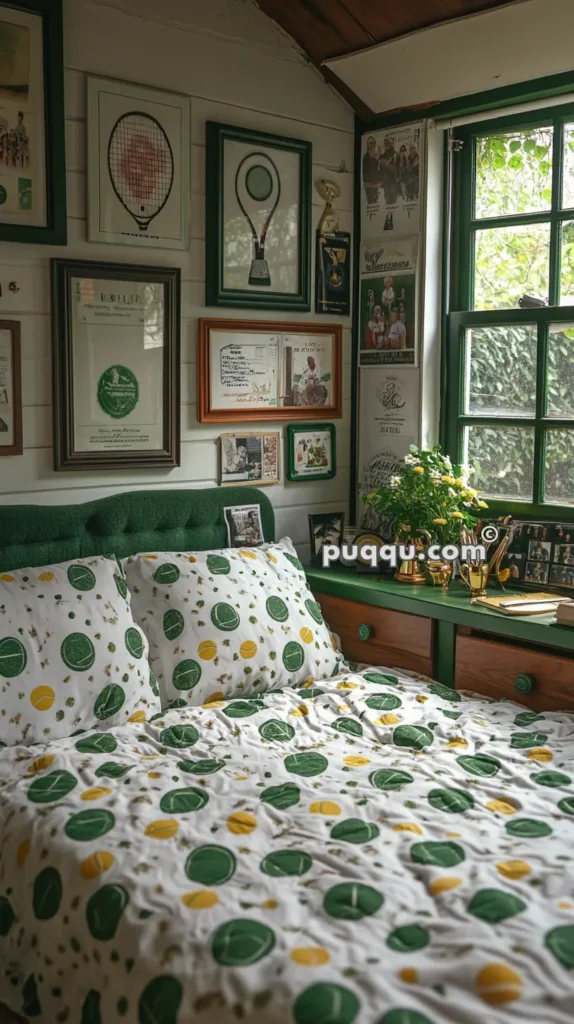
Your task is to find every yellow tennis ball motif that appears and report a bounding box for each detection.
[127,710,146,723]
[227,811,257,835]
[143,554,158,559]
[399,967,418,984]
[444,738,468,749]
[148,771,162,779]
[37,572,55,582]
[527,748,553,762]
[266,552,278,564]
[416,695,429,703]
[188,555,196,563]
[336,681,357,690]
[344,755,370,767]
[181,890,219,909]
[27,754,55,774]
[496,860,532,880]
[487,799,517,815]
[475,963,522,1006]
[299,627,313,644]
[198,640,217,661]
[145,819,179,839]
[301,678,315,688]
[446,832,462,839]
[374,714,400,726]
[81,787,112,801]
[239,641,258,659]
[310,801,341,816]
[80,851,114,880]
[17,838,30,868]
[428,877,462,895]
[0,574,15,582]
[30,686,55,711]
[262,898,279,909]
[291,705,309,717]
[239,550,257,559]
[290,947,330,967]
[392,823,423,835]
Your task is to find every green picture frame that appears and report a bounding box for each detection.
[286,422,336,482]
[206,121,311,311]
[0,0,67,245]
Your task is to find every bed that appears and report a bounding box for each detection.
[1,488,573,1024]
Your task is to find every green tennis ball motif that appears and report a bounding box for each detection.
[0,636,27,677]
[284,552,304,573]
[206,554,231,575]
[185,845,236,885]
[467,889,527,923]
[558,797,574,815]
[363,671,399,686]
[177,759,225,776]
[514,711,543,727]
[293,983,359,1024]
[298,688,324,699]
[260,850,312,877]
[531,771,571,787]
[259,719,295,742]
[125,627,145,659]
[114,574,128,600]
[61,633,95,672]
[94,684,125,720]
[365,693,402,711]
[330,819,380,844]
[323,882,384,921]
[304,598,323,624]
[510,731,548,748]
[211,602,240,631]
[75,734,117,755]
[172,659,201,691]
[65,809,115,842]
[370,769,413,791]
[411,841,465,867]
[386,924,430,952]
[284,752,328,777]
[442,710,462,720]
[153,563,180,585]
[163,609,184,641]
[261,782,300,810]
[266,595,289,622]
[428,683,461,703]
[95,762,133,779]
[505,818,552,838]
[86,884,129,941]
[80,990,101,1024]
[378,1011,435,1024]
[32,867,62,920]
[0,897,15,937]
[456,754,501,777]
[428,788,474,813]
[28,770,78,804]
[22,976,41,1019]
[211,919,275,966]
[223,700,264,719]
[393,724,434,750]
[138,977,182,1024]
[159,788,209,814]
[159,724,199,749]
[545,925,574,970]
[149,671,159,697]
[282,641,305,672]
[67,564,96,591]
[332,717,363,738]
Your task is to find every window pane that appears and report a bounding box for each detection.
[562,123,574,209]
[464,325,537,416]
[547,324,574,417]
[474,223,550,310]
[475,127,553,219]
[560,220,574,303]
[464,424,535,500]
[545,429,574,504]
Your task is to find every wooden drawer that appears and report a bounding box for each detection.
[456,634,574,711]
[314,592,433,675]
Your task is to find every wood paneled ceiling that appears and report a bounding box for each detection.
[258,0,522,64]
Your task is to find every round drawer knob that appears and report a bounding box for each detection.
[515,673,536,695]
[357,623,374,642]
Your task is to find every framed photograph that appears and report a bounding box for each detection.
[308,512,345,567]
[87,75,190,250]
[360,237,419,366]
[0,319,22,455]
[0,0,66,244]
[198,318,342,423]
[506,520,574,592]
[219,431,280,487]
[51,258,180,471]
[206,121,311,311]
[224,504,264,547]
[286,422,336,482]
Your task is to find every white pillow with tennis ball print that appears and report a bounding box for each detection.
[0,556,160,747]
[123,539,345,707]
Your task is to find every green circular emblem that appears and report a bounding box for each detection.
[61,632,95,672]
[185,845,236,885]
[0,637,27,678]
[97,365,139,419]
[212,919,275,966]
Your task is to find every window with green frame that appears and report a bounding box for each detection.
[446,104,574,517]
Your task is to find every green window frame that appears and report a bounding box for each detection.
[445,103,574,519]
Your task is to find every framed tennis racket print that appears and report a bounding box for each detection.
[86,76,190,250]
[206,122,311,311]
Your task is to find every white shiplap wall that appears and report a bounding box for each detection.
[0,0,354,557]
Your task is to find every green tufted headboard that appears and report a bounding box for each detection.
[0,487,275,572]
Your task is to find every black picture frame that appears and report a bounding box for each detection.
[51,258,181,471]
[308,511,345,567]
[0,0,67,244]
[205,121,312,311]
[286,422,336,482]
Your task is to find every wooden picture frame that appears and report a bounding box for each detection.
[205,121,312,311]
[286,422,336,482]
[218,431,280,487]
[0,319,23,456]
[198,318,342,423]
[0,0,67,245]
[51,258,180,471]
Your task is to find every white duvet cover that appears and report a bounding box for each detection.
[1,666,573,1024]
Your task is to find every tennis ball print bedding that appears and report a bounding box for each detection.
[0,668,573,1023]
[0,556,159,745]
[123,539,345,706]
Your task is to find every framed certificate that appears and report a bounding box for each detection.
[0,319,22,456]
[198,318,342,423]
[51,259,180,470]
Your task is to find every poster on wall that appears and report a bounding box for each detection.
[360,122,423,240]
[359,236,418,366]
